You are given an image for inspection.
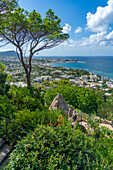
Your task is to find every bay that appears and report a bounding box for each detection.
[35,56,113,80]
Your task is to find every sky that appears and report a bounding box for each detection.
[2,0,113,56]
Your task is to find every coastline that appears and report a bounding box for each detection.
[39,56,113,81]
[50,62,111,80]
[1,55,113,81]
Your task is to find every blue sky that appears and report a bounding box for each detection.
[2,0,113,56]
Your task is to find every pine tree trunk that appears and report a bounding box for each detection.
[26,70,31,87]
[17,47,32,87]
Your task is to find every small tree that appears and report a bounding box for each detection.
[0,7,69,86]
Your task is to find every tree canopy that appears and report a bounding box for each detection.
[0,0,17,13]
[0,6,69,86]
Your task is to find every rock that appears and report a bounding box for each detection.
[49,93,74,115]
[79,119,87,123]
[77,124,87,132]
[94,116,100,120]
[94,117,112,125]
[72,122,87,132]
[100,119,112,125]
[94,116,101,122]
[99,123,113,131]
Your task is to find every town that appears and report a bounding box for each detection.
[1,55,113,97]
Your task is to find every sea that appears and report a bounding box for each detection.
[34,56,113,81]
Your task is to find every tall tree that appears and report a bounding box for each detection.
[0,7,69,86]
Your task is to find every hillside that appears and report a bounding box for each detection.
[0,50,17,57]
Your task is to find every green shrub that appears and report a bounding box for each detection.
[44,85,103,113]
[0,108,67,142]
[97,101,113,120]
[0,72,7,94]
[6,125,112,169]
[0,95,16,118]
[8,86,44,111]
[12,109,66,131]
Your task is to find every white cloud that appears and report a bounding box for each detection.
[60,40,68,46]
[79,30,113,47]
[62,23,71,33]
[80,31,107,46]
[86,0,113,32]
[75,27,82,34]
[69,39,78,47]
[63,31,112,47]
[106,30,113,39]
[100,41,107,46]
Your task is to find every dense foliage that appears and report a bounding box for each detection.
[7,86,44,111]
[68,68,90,77]
[0,61,9,95]
[0,62,112,169]
[0,81,67,140]
[9,109,66,132]
[0,70,46,141]
[44,84,103,113]
[0,95,15,118]
[6,125,113,170]
[0,85,44,117]
[97,95,113,120]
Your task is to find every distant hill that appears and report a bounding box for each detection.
[0,50,17,57]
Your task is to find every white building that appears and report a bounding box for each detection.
[33,77,42,82]
[10,82,27,87]
[41,76,52,80]
[105,93,111,96]
[80,75,88,80]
